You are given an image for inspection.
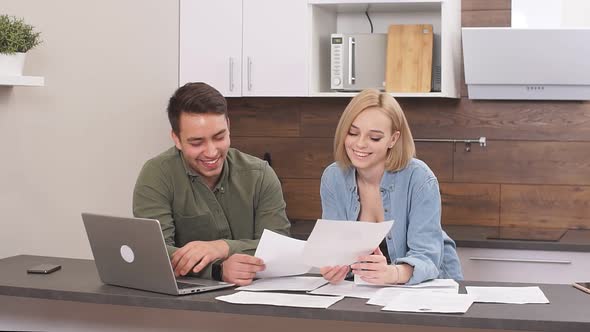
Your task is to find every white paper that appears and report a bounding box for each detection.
[382,292,476,313]
[236,276,327,292]
[466,286,550,304]
[368,287,459,306]
[303,219,394,267]
[355,274,460,290]
[216,291,344,309]
[308,280,382,299]
[254,229,311,278]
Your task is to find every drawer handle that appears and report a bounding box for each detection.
[469,257,572,264]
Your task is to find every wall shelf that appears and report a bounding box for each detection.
[309,0,461,98]
[0,76,45,87]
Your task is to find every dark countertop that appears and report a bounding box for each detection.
[444,225,590,252]
[1,255,590,332]
[291,221,590,252]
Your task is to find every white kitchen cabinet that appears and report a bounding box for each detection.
[308,0,461,98]
[180,0,309,97]
[180,0,242,96]
[458,247,590,284]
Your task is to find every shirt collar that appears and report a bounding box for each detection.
[178,148,229,191]
[343,165,395,193]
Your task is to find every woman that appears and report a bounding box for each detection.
[320,89,463,285]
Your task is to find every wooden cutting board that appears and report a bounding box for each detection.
[385,24,433,93]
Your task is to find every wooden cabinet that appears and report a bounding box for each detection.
[180,0,309,97]
[458,247,590,284]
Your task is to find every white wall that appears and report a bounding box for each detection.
[0,1,178,259]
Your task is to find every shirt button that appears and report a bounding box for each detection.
[387,236,392,240]
[384,209,388,212]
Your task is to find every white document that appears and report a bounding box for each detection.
[466,286,550,304]
[309,280,382,299]
[216,291,344,309]
[303,219,394,267]
[355,274,460,290]
[382,292,476,314]
[254,229,311,278]
[368,287,459,306]
[236,276,327,292]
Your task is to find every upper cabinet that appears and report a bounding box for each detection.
[180,0,309,97]
[180,0,461,98]
[309,0,461,98]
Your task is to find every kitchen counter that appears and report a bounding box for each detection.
[1,255,590,332]
[291,220,590,252]
[444,225,590,252]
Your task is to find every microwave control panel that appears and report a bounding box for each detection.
[331,34,344,90]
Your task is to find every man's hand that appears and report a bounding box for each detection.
[221,254,265,286]
[171,240,229,277]
[320,265,350,284]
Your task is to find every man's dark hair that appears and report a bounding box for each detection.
[167,82,228,136]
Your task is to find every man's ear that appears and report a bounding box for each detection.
[171,130,182,150]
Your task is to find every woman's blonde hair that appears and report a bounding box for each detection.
[333,89,415,172]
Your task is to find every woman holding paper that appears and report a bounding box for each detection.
[319,89,463,285]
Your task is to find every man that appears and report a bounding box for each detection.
[133,82,290,286]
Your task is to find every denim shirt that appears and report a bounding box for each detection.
[320,159,463,284]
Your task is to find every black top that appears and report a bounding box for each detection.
[379,239,392,264]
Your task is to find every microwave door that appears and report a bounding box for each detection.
[350,34,387,91]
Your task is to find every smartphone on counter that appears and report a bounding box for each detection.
[573,282,590,294]
[27,263,62,274]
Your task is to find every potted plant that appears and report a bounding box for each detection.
[0,14,42,76]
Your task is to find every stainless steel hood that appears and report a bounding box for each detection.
[462,27,590,100]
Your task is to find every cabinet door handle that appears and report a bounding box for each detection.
[229,57,234,92]
[469,257,572,264]
[247,56,252,91]
[348,37,356,85]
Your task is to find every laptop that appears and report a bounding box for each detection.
[81,212,234,295]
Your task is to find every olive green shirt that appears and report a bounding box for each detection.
[132,147,291,279]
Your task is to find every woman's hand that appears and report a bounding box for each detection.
[351,247,399,285]
[320,265,350,284]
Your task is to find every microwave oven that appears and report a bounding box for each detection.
[331,33,387,91]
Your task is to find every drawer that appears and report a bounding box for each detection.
[458,247,590,284]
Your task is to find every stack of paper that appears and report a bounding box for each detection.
[309,280,382,299]
[466,286,550,304]
[382,292,476,313]
[236,276,327,292]
[216,291,344,309]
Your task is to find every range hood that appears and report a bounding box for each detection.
[462,27,590,100]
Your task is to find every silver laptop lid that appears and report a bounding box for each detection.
[82,213,233,295]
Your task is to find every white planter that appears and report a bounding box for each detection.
[0,52,26,76]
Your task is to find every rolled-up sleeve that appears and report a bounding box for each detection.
[395,177,443,284]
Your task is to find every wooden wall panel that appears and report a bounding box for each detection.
[440,183,500,226]
[415,142,454,182]
[462,10,510,27]
[282,179,321,221]
[462,0,510,11]
[231,137,333,179]
[225,1,590,230]
[403,100,590,141]
[501,185,590,229]
[300,98,348,138]
[228,98,301,137]
[454,141,590,185]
